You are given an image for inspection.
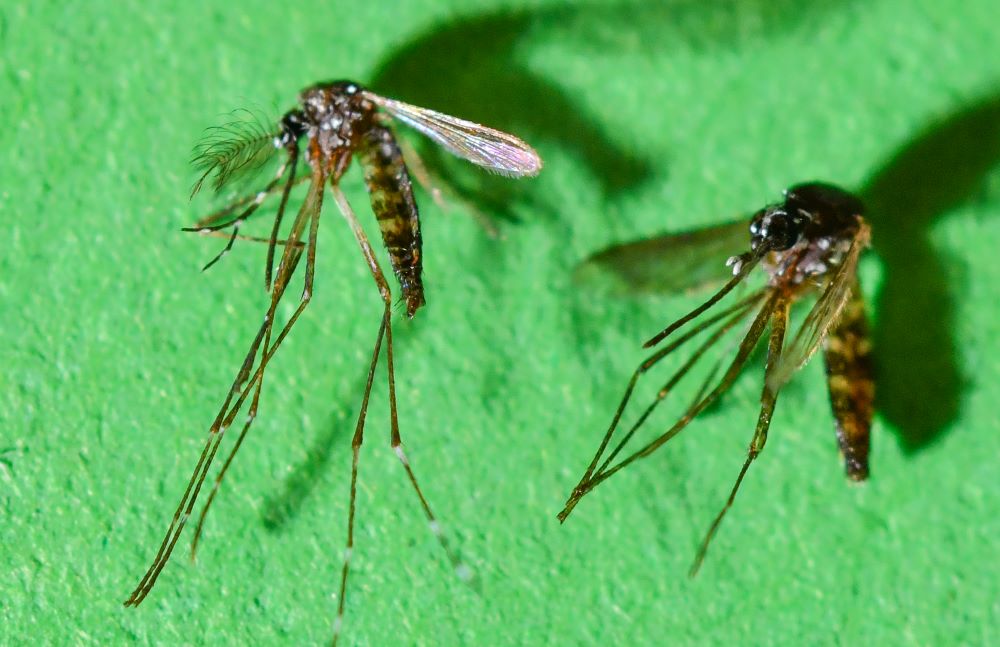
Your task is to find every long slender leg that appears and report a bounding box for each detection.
[193,157,334,533]
[125,299,274,605]
[265,145,304,290]
[188,359,268,560]
[189,169,325,559]
[190,158,308,230]
[384,299,468,580]
[594,294,764,477]
[191,230,305,248]
[189,237,317,560]
[188,164,321,554]
[559,291,768,522]
[574,292,765,490]
[643,253,761,348]
[194,221,304,274]
[328,184,390,647]
[124,170,325,606]
[332,312,387,647]
[688,295,791,576]
[560,292,778,521]
[329,185,465,647]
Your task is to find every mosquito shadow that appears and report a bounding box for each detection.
[369,1,855,223]
[861,94,1000,453]
[369,7,650,223]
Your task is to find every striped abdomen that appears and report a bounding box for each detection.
[823,278,874,480]
[359,124,424,317]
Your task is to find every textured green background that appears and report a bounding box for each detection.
[3,0,999,645]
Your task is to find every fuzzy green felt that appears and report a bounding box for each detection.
[2,1,999,645]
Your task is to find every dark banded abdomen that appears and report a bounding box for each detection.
[822,279,874,480]
[359,124,424,317]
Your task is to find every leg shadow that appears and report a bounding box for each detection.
[261,318,424,531]
[260,408,351,531]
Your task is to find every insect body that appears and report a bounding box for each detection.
[124,80,540,644]
[559,182,873,574]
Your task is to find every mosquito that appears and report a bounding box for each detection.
[559,182,873,575]
[124,80,541,644]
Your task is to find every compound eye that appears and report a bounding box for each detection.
[765,211,801,251]
[280,111,307,141]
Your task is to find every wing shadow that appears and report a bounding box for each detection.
[370,0,857,223]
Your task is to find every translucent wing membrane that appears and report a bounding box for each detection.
[574,220,749,297]
[767,220,871,391]
[191,109,282,195]
[363,92,543,177]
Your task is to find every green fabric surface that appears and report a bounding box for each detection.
[3,0,999,645]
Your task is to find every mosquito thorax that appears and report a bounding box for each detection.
[297,80,376,156]
[785,182,865,218]
[276,110,308,147]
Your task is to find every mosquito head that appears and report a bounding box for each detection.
[749,205,808,254]
[276,110,307,147]
[751,183,861,255]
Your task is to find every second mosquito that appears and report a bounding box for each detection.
[559,182,873,575]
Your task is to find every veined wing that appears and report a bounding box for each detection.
[191,109,282,196]
[767,220,871,391]
[573,219,749,297]
[362,92,542,177]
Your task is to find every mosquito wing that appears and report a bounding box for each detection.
[362,92,542,178]
[191,109,282,196]
[573,220,748,297]
[767,220,871,391]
